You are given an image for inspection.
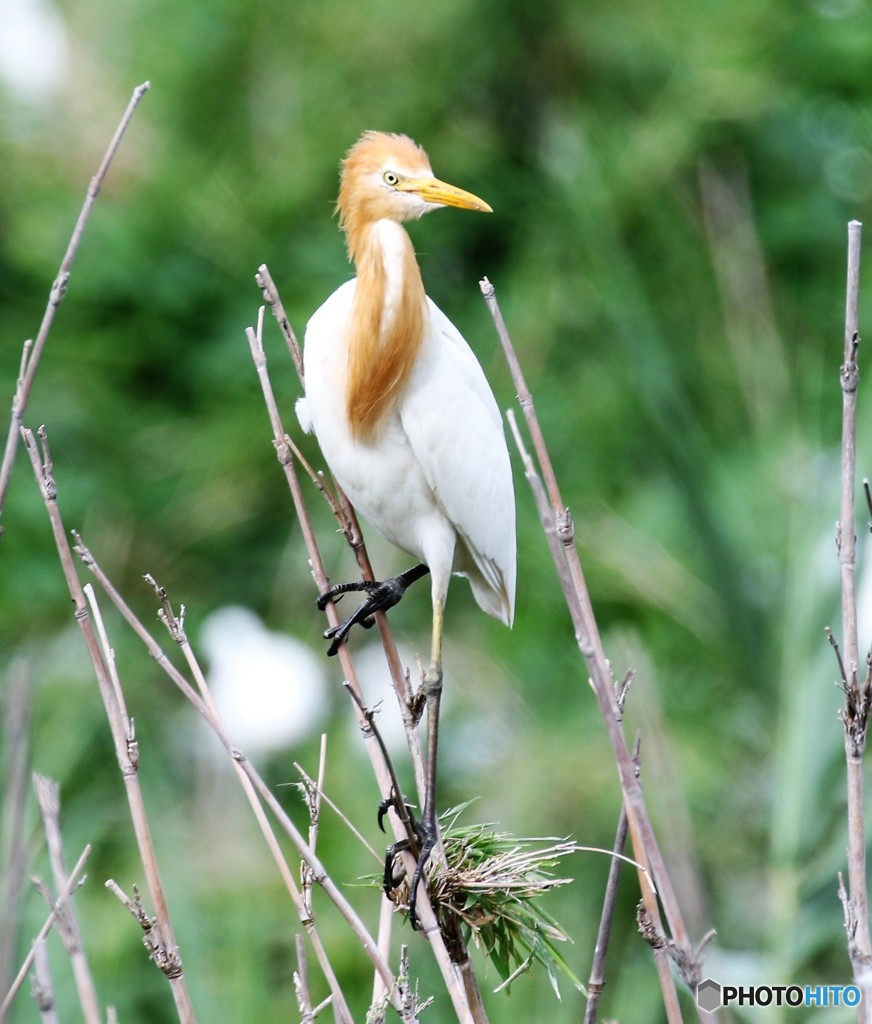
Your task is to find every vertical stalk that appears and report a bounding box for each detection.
[484,281,707,1009]
[837,221,872,1014]
[33,775,101,1024]
[840,222,862,681]
[584,775,630,1024]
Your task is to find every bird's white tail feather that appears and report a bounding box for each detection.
[456,540,514,627]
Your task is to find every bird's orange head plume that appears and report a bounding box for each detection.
[338,131,491,259]
[337,131,491,439]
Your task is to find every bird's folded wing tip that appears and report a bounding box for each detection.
[295,396,313,434]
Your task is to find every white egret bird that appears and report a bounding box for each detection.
[299,131,516,923]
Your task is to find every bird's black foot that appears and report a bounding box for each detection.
[378,793,422,893]
[378,793,435,928]
[382,829,436,931]
[316,563,430,656]
[383,836,412,894]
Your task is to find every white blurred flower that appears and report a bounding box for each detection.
[0,0,69,101]
[199,605,327,755]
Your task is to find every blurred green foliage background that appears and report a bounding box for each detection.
[3,0,872,1020]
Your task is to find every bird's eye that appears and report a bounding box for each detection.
[383,171,400,187]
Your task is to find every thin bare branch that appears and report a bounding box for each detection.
[293,935,313,1021]
[484,278,706,1015]
[0,660,32,997]
[827,627,851,694]
[835,221,872,1014]
[144,575,357,1024]
[0,844,91,1020]
[636,904,687,1024]
[256,264,304,382]
[20,425,196,1024]
[371,895,396,1014]
[33,774,102,1024]
[343,682,421,850]
[585,735,640,1024]
[0,82,149,527]
[293,760,382,866]
[30,937,57,1024]
[312,734,328,854]
[74,541,398,1020]
[246,305,427,808]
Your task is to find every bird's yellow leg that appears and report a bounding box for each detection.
[423,594,444,819]
[429,595,444,685]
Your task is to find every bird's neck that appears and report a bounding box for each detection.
[345,219,426,439]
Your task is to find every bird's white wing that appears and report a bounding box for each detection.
[400,298,516,624]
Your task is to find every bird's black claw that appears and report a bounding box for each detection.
[377,792,420,836]
[314,565,430,655]
[316,579,369,612]
[383,838,410,896]
[377,796,393,834]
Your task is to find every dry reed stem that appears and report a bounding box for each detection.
[341,681,426,876]
[33,774,102,1024]
[505,406,668,929]
[244,296,481,1022]
[584,734,639,1024]
[20,425,196,1024]
[485,278,712,1021]
[0,82,149,530]
[300,735,329,928]
[74,543,405,1019]
[142,575,357,1024]
[293,934,313,1020]
[75,539,397,994]
[0,843,91,1021]
[372,893,397,1011]
[294,760,383,864]
[256,263,304,383]
[835,219,872,1015]
[30,938,56,1023]
[0,660,31,998]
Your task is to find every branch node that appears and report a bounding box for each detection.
[615,668,635,715]
[49,271,70,307]
[556,506,575,545]
[636,902,666,949]
[105,880,184,979]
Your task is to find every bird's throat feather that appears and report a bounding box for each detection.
[346,227,425,439]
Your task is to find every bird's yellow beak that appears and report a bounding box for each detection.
[400,176,493,213]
